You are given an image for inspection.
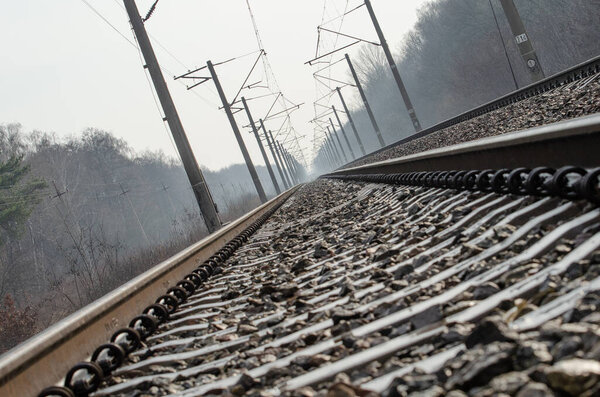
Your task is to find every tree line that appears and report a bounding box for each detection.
[314,0,600,169]
[0,124,274,352]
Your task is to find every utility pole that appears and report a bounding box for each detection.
[261,120,289,190]
[336,87,366,156]
[51,181,68,199]
[123,0,221,233]
[345,53,385,147]
[329,118,350,161]
[242,97,281,195]
[327,126,347,163]
[119,183,151,245]
[207,60,267,204]
[271,132,293,186]
[161,183,177,217]
[332,106,355,159]
[364,0,422,132]
[161,183,181,234]
[499,0,545,82]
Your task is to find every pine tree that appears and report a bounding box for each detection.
[0,156,47,246]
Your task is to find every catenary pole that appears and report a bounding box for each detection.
[336,87,366,156]
[328,118,349,162]
[123,0,221,232]
[285,147,300,184]
[278,141,294,183]
[489,0,519,90]
[322,144,334,169]
[332,106,355,159]
[327,126,347,163]
[286,149,300,182]
[323,140,334,167]
[207,61,267,204]
[289,150,301,180]
[271,132,293,186]
[281,144,298,184]
[326,136,341,166]
[329,138,342,166]
[260,119,289,190]
[325,145,335,168]
[499,0,545,82]
[242,98,280,195]
[364,0,422,132]
[271,132,292,187]
[345,53,385,147]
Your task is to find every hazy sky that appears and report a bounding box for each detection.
[0,0,428,171]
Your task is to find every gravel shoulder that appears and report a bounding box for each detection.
[93,179,600,397]
[343,76,600,169]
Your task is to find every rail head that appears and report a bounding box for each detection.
[340,55,600,170]
[326,114,600,176]
[0,185,300,397]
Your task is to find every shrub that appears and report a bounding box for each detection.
[0,294,38,354]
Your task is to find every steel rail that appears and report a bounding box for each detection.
[0,186,300,397]
[325,113,600,176]
[340,54,600,169]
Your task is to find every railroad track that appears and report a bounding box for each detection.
[340,54,600,170]
[1,115,600,397]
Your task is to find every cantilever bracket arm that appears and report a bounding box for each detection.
[174,68,212,90]
[314,88,339,103]
[264,93,282,119]
[305,41,360,65]
[185,77,210,90]
[174,56,236,81]
[230,49,265,106]
[314,102,333,110]
[230,92,278,107]
[309,109,335,123]
[314,74,355,87]
[317,26,380,47]
[312,57,346,75]
[264,103,304,121]
[245,80,264,89]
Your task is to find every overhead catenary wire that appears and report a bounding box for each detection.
[77,0,219,106]
[245,0,308,168]
[319,2,365,27]
[128,24,187,172]
[79,0,306,170]
[311,0,355,162]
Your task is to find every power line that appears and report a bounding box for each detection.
[77,0,218,106]
[129,26,186,168]
[110,0,189,72]
[245,0,308,167]
[78,0,136,47]
[76,0,224,184]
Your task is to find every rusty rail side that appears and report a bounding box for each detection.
[326,114,600,176]
[0,186,300,397]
